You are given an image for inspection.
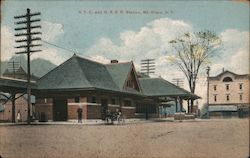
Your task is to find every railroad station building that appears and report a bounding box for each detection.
[0,54,199,122]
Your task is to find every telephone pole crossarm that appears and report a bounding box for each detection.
[14,8,42,124]
[140,59,156,76]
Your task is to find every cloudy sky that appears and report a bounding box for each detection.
[1,0,249,106]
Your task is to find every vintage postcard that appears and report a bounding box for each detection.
[0,0,249,158]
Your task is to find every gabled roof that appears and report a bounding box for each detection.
[105,62,132,90]
[15,66,27,75]
[3,66,39,81]
[3,69,11,75]
[3,66,26,75]
[37,55,144,95]
[127,62,142,92]
[76,56,120,91]
[105,62,142,95]
[209,70,250,80]
[37,55,120,91]
[139,77,200,99]
[24,54,200,99]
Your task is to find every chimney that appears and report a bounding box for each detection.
[222,67,225,73]
[111,60,118,64]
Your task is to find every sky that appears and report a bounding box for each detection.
[1,0,249,106]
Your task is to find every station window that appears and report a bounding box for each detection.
[92,96,96,103]
[74,97,80,103]
[111,98,116,105]
[226,84,229,91]
[124,100,132,106]
[214,95,217,102]
[126,79,133,88]
[213,85,217,91]
[226,95,230,101]
[136,104,143,113]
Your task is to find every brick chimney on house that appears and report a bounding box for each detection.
[111,60,118,64]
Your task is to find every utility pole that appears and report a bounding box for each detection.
[140,59,155,76]
[172,78,184,88]
[14,8,42,124]
[206,66,210,118]
[8,61,20,78]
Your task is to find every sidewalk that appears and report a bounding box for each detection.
[1,117,226,126]
[0,118,149,126]
[0,117,178,126]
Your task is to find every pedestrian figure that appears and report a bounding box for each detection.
[17,110,21,123]
[115,109,121,123]
[77,107,83,123]
[105,109,111,123]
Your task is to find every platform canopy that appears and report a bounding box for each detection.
[139,77,200,100]
[0,77,36,94]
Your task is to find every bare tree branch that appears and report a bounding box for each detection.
[169,30,222,108]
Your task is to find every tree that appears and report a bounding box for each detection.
[168,30,222,113]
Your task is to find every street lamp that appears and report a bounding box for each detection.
[206,66,210,118]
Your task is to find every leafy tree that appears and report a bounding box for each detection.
[168,31,222,113]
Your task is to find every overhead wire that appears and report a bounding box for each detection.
[41,40,77,54]
[41,40,96,61]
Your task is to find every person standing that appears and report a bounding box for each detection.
[77,107,83,123]
[17,110,21,123]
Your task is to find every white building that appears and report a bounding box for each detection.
[208,70,249,118]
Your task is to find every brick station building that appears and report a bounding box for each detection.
[0,54,199,122]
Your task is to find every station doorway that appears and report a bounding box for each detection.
[101,99,108,120]
[53,98,68,121]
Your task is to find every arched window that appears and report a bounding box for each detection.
[223,77,233,82]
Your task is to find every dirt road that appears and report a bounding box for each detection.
[0,119,249,158]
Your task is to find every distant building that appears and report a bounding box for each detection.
[3,66,39,81]
[208,70,250,118]
[0,66,37,122]
[0,93,35,122]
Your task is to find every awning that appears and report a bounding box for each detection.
[209,105,237,112]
